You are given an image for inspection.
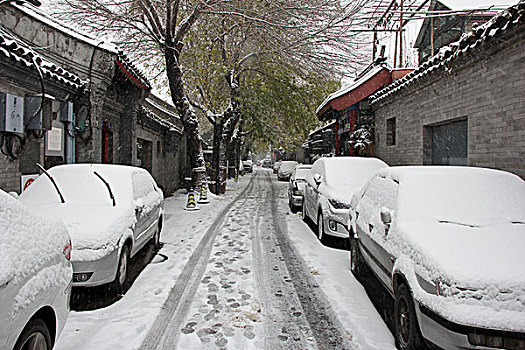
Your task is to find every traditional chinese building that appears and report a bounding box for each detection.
[371,2,525,178]
[0,2,188,193]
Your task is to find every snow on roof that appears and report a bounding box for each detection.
[145,97,179,120]
[12,2,150,90]
[439,0,517,11]
[315,65,387,115]
[371,1,525,104]
[140,106,182,134]
[0,26,84,89]
[13,3,118,53]
[308,121,335,136]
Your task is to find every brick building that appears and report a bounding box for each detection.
[370,2,525,179]
[0,2,188,193]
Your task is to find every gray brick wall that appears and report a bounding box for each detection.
[373,27,525,179]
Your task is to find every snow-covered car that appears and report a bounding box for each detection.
[242,160,253,173]
[288,164,312,212]
[350,166,525,350]
[19,164,163,293]
[273,161,282,174]
[1,189,72,350]
[278,161,299,181]
[262,159,272,168]
[303,157,387,242]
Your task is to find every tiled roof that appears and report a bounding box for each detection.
[116,50,151,90]
[140,105,182,134]
[371,1,525,104]
[12,3,150,91]
[0,27,84,89]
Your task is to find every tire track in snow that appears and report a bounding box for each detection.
[269,175,356,350]
[140,174,257,350]
[256,171,318,349]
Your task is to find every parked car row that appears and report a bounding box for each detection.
[1,163,164,349]
[287,156,525,350]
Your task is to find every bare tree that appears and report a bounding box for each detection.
[48,0,371,190]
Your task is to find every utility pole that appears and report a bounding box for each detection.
[372,30,377,60]
[399,0,404,67]
[431,0,435,56]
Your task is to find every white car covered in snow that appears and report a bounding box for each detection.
[19,164,163,293]
[350,166,525,350]
[303,156,387,242]
[1,189,72,350]
[278,161,299,181]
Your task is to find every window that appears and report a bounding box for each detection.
[136,138,153,173]
[386,117,396,146]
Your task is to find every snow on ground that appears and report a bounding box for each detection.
[54,177,250,350]
[280,191,395,349]
[55,169,394,349]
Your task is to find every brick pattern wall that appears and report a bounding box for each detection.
[374,28,525,179]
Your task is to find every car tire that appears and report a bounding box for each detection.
[394,283,424,350]
[113,244,130,294]
[350,234,363,277]
[317,211,326,243]
[14,318,52,350]
[152,217,162,249]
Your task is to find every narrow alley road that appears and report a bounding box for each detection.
[55,168,394,350]
[141,170,354,349]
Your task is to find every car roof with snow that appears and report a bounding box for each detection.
[279,161,299,171]
[315,157,388,184]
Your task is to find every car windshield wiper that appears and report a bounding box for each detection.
[93,171,115,206]
[36,163,65,203]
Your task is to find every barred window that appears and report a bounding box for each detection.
[386,117,396,146]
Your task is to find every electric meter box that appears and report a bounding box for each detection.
[24,96,52,130]
[0,92,24,133]
[59,101,74,122]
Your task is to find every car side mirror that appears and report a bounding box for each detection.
[380,208,391,234]
[313,174,322,186]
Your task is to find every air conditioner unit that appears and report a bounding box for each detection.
[24,96,52,130]
[0,92,24,133]
[59,101,74,122]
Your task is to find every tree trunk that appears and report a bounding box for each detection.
[165,46,205,187]
[218,72,241,176]
[212,119,222,194]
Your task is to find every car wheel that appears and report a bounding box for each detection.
[317,212,326,243]
[152,218,162,249]
[394,283,424,350]
[350,234,363,277]
[14,318,52,350]
[113,244,130,293]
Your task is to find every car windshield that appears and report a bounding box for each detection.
[20,165,130,206]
